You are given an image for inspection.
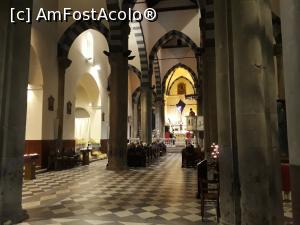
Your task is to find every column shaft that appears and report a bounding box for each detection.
[57,58,71,150]
[260,1,284,224]
[0,0,32,223]
[231,0,272,224]
[140,86,152,144]
[132,102,138,138]
[154,100,164,138]
[280,0,300,223]
[214,0,241,224]
[202,0,218,151]
[107,52,128,170]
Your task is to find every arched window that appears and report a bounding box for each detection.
[82,31,94,63]
[177,82,186,95]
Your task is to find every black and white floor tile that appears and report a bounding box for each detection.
[20,154,218,225]
[19,153,293,225]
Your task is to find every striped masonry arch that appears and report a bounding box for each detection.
[148,30,201,99]
[130,21,149,88]
[153,55,162,100]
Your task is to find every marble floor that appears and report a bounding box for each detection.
[19,153,293,225]
[20,154,217,225]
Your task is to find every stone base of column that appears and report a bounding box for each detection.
[290,165,300,224]
[106,160,128,171]
[2,209,28,225]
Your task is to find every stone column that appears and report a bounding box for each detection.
[0,0,32,223]
[107,51,128,170]
[214,0,241,224]
[280,0,300,223]
[57,57,71,150]
[196,80,203,116]
[154,99,164,138]
[201,0,218,152]
[106,20,130,170]
[140,85,152,144]
[107,49,129,170]
[132,102,138,138]
[260,1,284,224]
[231,0,273,224]
[276,54,285,100]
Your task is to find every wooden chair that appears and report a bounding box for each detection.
[197,159,220,222]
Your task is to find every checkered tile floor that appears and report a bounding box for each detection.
[20,153,293,225]
[20,154,218,225]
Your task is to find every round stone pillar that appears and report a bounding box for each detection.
[201,0,218,152]
[107,52,129,170]
[280,0,300,223]
[231,0,273,224]
[260,1,284,224]
[214,0,241,224]
[154,99,164,138]
[140,85,152,144]
[0,0,32,223]
[106,18,130,170]
[132,102,139,138]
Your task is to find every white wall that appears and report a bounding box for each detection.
[30,0,59,140]
[26,46,44,140]
[26,86,43,140]
[64,29,110,140]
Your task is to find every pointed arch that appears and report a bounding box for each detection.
[57,20,109,59]
[162,63,200,96]
[147,30,201,100]
[132,87,141,104]
[128,64,142,81]
[166,76,196,96]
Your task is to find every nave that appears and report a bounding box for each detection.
[19,153,292,225]
[20,154,216,225]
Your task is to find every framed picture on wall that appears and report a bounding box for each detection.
[102,112,105,122]
[67,101,72,115]
[48,95,55,111]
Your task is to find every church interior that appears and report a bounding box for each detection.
[0,0,299,225]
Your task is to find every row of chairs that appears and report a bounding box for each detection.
[48,148,80,170]
[127,143,166,167]
[182,144,203,168]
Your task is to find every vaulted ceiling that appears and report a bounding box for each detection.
[146,0,198,12]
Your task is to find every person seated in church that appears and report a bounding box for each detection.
[189,108,196,116]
